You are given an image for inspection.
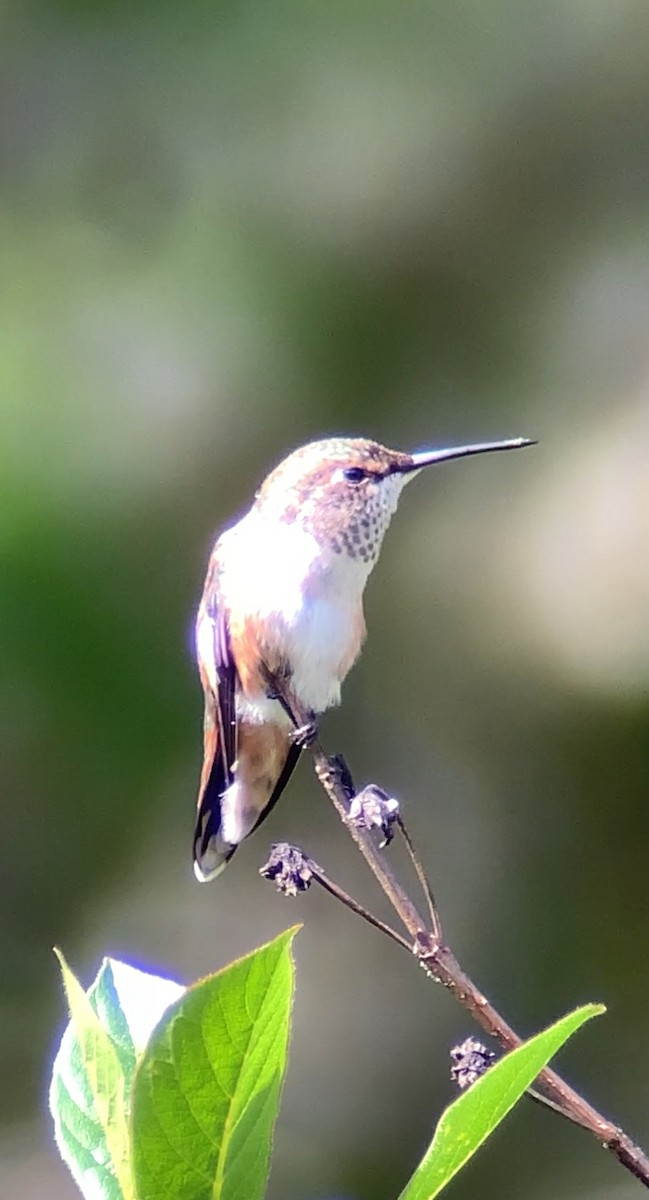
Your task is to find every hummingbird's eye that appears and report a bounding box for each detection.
[342,466,367,484]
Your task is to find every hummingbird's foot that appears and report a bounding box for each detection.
[265,674,315,743]
[267,686,297,723]
[348,784,400,848]
[289,718,318,749]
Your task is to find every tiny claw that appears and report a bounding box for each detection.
[348,784,400,847]
[260,843,314,896]
[289,719,318,749]
[450,1037,496,1090]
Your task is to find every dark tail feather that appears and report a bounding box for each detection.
[193,742,303,882]
[193,753,235,882]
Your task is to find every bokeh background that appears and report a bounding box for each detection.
[2,2,649,1197]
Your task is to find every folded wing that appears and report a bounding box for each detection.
[193,578,301,881]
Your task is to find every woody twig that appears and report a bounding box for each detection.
[272,697,649,1191]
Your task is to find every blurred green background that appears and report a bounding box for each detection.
[2,1,649,1197]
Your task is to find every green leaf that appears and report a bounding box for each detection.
[131,927,299,1200]
[98,956,185,1056]
[50,953,184,1200]
[50,950,135,1200]
[399,1003,605,1200]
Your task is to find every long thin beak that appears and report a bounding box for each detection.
[405,436,536,473]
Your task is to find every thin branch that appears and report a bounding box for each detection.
[311,865,412,952]
[260,841,411,950]
[396,813,443,944]
[283,696,649,1191]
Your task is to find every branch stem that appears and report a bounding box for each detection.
[293,711,649,1191]
[396,813,443,943]
[311,865,412,952]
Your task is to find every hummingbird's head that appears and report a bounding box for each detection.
[253,435,534,566]
[255,438,413,564]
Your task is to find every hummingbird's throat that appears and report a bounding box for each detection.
[323,471,408,564]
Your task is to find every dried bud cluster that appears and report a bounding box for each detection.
[260,843,315,896]
[450,1037,496,1090]
[348,784,400,847]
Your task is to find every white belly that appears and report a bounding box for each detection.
[217,513,369,718]
[282,592,354,712]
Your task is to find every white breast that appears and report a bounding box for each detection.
[217,512,370,717]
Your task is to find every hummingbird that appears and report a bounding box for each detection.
[193,434,534,881]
